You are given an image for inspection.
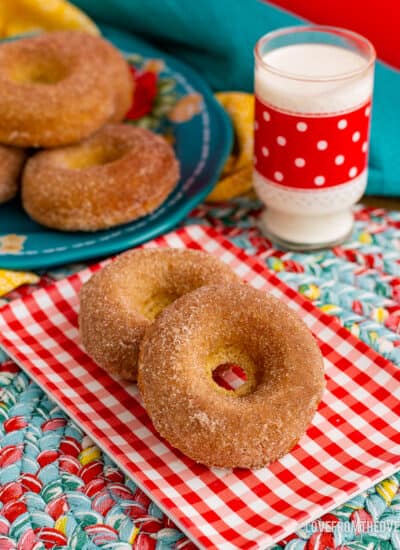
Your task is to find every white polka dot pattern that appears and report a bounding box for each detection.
[277,136,286,146]
[349,167,358,178]
[296,122,308,132]
[253,96,371,190]
[335,155,345,166]
[295,158,306,167]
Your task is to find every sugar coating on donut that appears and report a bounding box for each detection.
[79,248,240,380]
[22,124,180,231]
[105,45,134,123]
[0,31,133,147]
[0,145,26,204]
[138,283,325,469]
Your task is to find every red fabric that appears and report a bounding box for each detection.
[254,97,371,189]
[0,225,399,549]
[269,0,400,69]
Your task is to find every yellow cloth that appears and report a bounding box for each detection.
[0,0,99,38]
[0,269,39,297]
[207,92,254,202]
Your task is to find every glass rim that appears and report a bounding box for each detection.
[254,25,376,82]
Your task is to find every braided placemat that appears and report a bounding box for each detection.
[1,199,399,549]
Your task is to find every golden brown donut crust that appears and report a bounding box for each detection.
[138,284,325,469]
[22,124,180,231]
[105,44,133,123]
[79,249,239,380]
[0,145,26,204]
[0,32,133,147]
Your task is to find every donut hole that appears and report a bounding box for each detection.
[62,143,128,170]
[212,364,248,392]
[139,291,179,321]
[207,349,257,397]
[11,59,68,85]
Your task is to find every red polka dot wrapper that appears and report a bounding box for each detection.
[254,97,371,190]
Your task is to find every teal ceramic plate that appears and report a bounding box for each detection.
[0,27,232,270]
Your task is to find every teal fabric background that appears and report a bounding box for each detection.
[73,0,400,197]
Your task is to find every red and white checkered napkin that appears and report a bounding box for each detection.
[0,225,399,550]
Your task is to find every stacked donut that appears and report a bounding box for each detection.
[0,31,179,230]
[79,248,325,469]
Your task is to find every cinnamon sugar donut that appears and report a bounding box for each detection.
[79,249,239,380]
[98,35,133,123]
[22,124,179,231]
[0,145,26,204]
[0,32,133,147]
[138,284,325,469]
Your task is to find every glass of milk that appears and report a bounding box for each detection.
[253,26,375,250]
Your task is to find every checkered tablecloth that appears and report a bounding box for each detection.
[0,199,399,550]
